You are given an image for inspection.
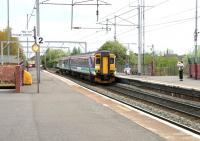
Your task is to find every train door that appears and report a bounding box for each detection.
[102,56,109,74]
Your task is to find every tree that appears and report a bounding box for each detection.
[71,47,81,55]
[155,55,178,67]
[98,41,127,65]
[185,46,200,64]
[0,28,24,59]
[142,53,152,65]
[164,48,174,56]
[128,51,137,66]
[41,48,67,68]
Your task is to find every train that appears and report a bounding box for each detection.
[56,50,116,83]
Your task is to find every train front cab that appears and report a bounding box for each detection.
[94,51,116,83]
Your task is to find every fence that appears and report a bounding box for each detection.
[0,41,23,65]
[0,65,23,92]
[117,63,187,76]
[188,57,200,79]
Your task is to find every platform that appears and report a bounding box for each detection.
[0,69,199,141]
[116,73,200,91]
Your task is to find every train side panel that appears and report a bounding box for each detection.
[70,57,91,75]
[57,57,71,74]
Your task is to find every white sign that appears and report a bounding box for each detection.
[12,33,21,37]
[38,37,44,44]
[20,30,33,37]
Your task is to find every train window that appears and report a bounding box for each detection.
[96,58,100,64]
[110,58,114,64]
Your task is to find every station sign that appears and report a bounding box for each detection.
[12,33,22,37]
[20,30,33,37]
[12,31,33,37]
[38,37,44,44]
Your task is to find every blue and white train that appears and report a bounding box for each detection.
[57,50,116,83]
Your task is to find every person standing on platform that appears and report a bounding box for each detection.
[124,63,131,75]
[177,61,184,81]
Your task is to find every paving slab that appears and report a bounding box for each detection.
[0,69,166,141]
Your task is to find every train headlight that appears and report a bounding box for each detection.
[95,66,100,69]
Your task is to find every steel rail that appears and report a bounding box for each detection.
[95,87,200,135]
[106,84,200,118]
[116,78,200,100]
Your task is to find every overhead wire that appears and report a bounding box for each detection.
[110,0,197,37]
[121,0,170,25]
[155,7,197,20]
[27,0,195,48]
[84,3,139,41]
[116,15,137,25]
[117,16,196,38]
[25,0,36,30]
[72,0,194,53]
[63,0,140,42]
[116,0,171,24]
[98,0,170,30]
[98,8,138,24]
[74,2,138,41]
[115,10,195,38]
[80,0,170,43]
[116,15,197,38]
[99,0,138,21]
[146,17,197,33]
[146,17,196,27]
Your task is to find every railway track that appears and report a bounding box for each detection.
[49,69,200,135]
[117,77,200,102]
[107,83,200,118]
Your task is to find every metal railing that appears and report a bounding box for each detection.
[0,41,22,65]
[116,64,182,76]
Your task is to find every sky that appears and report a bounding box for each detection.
[0,0,199,56]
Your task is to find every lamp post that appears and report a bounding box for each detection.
[194,0,198,79]
[26,14,29,70]
[7,0,10,63]
[33,26,40,93]
[26,14,34,70]
[138,2,142,75]
[151,44,155,76]
[36,0,41,83]
[147,44,155,76]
